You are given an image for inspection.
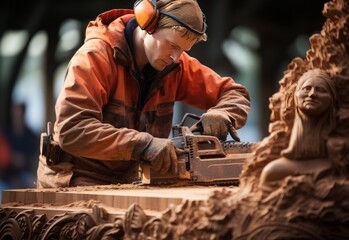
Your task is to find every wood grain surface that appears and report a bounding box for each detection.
[1,185,235,212]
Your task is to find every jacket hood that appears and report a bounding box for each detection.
[85,9,134,65]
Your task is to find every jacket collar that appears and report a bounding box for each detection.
[85,9,134,67]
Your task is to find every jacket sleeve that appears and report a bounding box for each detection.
[175,53,250,129]
[54,40,152,161]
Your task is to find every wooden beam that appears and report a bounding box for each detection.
[1,185,234,212]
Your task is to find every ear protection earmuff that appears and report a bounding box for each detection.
[134,0,159,33]
[134,0,207,35]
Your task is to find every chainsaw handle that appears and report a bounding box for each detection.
[178,113,204,134]
[189,121,204,134]
[178,113,201,126]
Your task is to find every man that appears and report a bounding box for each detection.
[37,0,250,188]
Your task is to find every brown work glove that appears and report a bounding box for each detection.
[141,137,178,174]
[191,109,240,141]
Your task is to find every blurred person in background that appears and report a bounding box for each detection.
[0,102,39,191]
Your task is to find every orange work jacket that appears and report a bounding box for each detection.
[53,9,250,169]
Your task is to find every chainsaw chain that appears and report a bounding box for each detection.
[221,141,255,149]
[221,141,256,154]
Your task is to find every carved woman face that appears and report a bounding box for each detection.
[296,76,332,116]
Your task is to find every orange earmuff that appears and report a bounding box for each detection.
[134,0,207,35]
[134,0,160,34]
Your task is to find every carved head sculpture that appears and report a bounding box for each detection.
[282,69,337,160]
[295,69,336,117]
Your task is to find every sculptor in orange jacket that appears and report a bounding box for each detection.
[37,0,250,188]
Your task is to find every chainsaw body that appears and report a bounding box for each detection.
[141,114,255,185]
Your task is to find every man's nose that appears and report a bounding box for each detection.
[170,51,181,63]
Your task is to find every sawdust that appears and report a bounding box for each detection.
[1,199,101,209]
[23,182,233,193]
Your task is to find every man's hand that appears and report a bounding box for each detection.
[191,109,240,141]
[141,137,178,174]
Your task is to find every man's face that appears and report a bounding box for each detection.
[143,28,197,71]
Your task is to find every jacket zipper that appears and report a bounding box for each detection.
[131,71,143,130]
[131,63,180,130]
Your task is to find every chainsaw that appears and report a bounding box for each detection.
[141,113,256,185]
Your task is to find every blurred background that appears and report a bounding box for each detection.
[0,0,327,192]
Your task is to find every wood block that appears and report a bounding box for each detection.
[1,185,234,212]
